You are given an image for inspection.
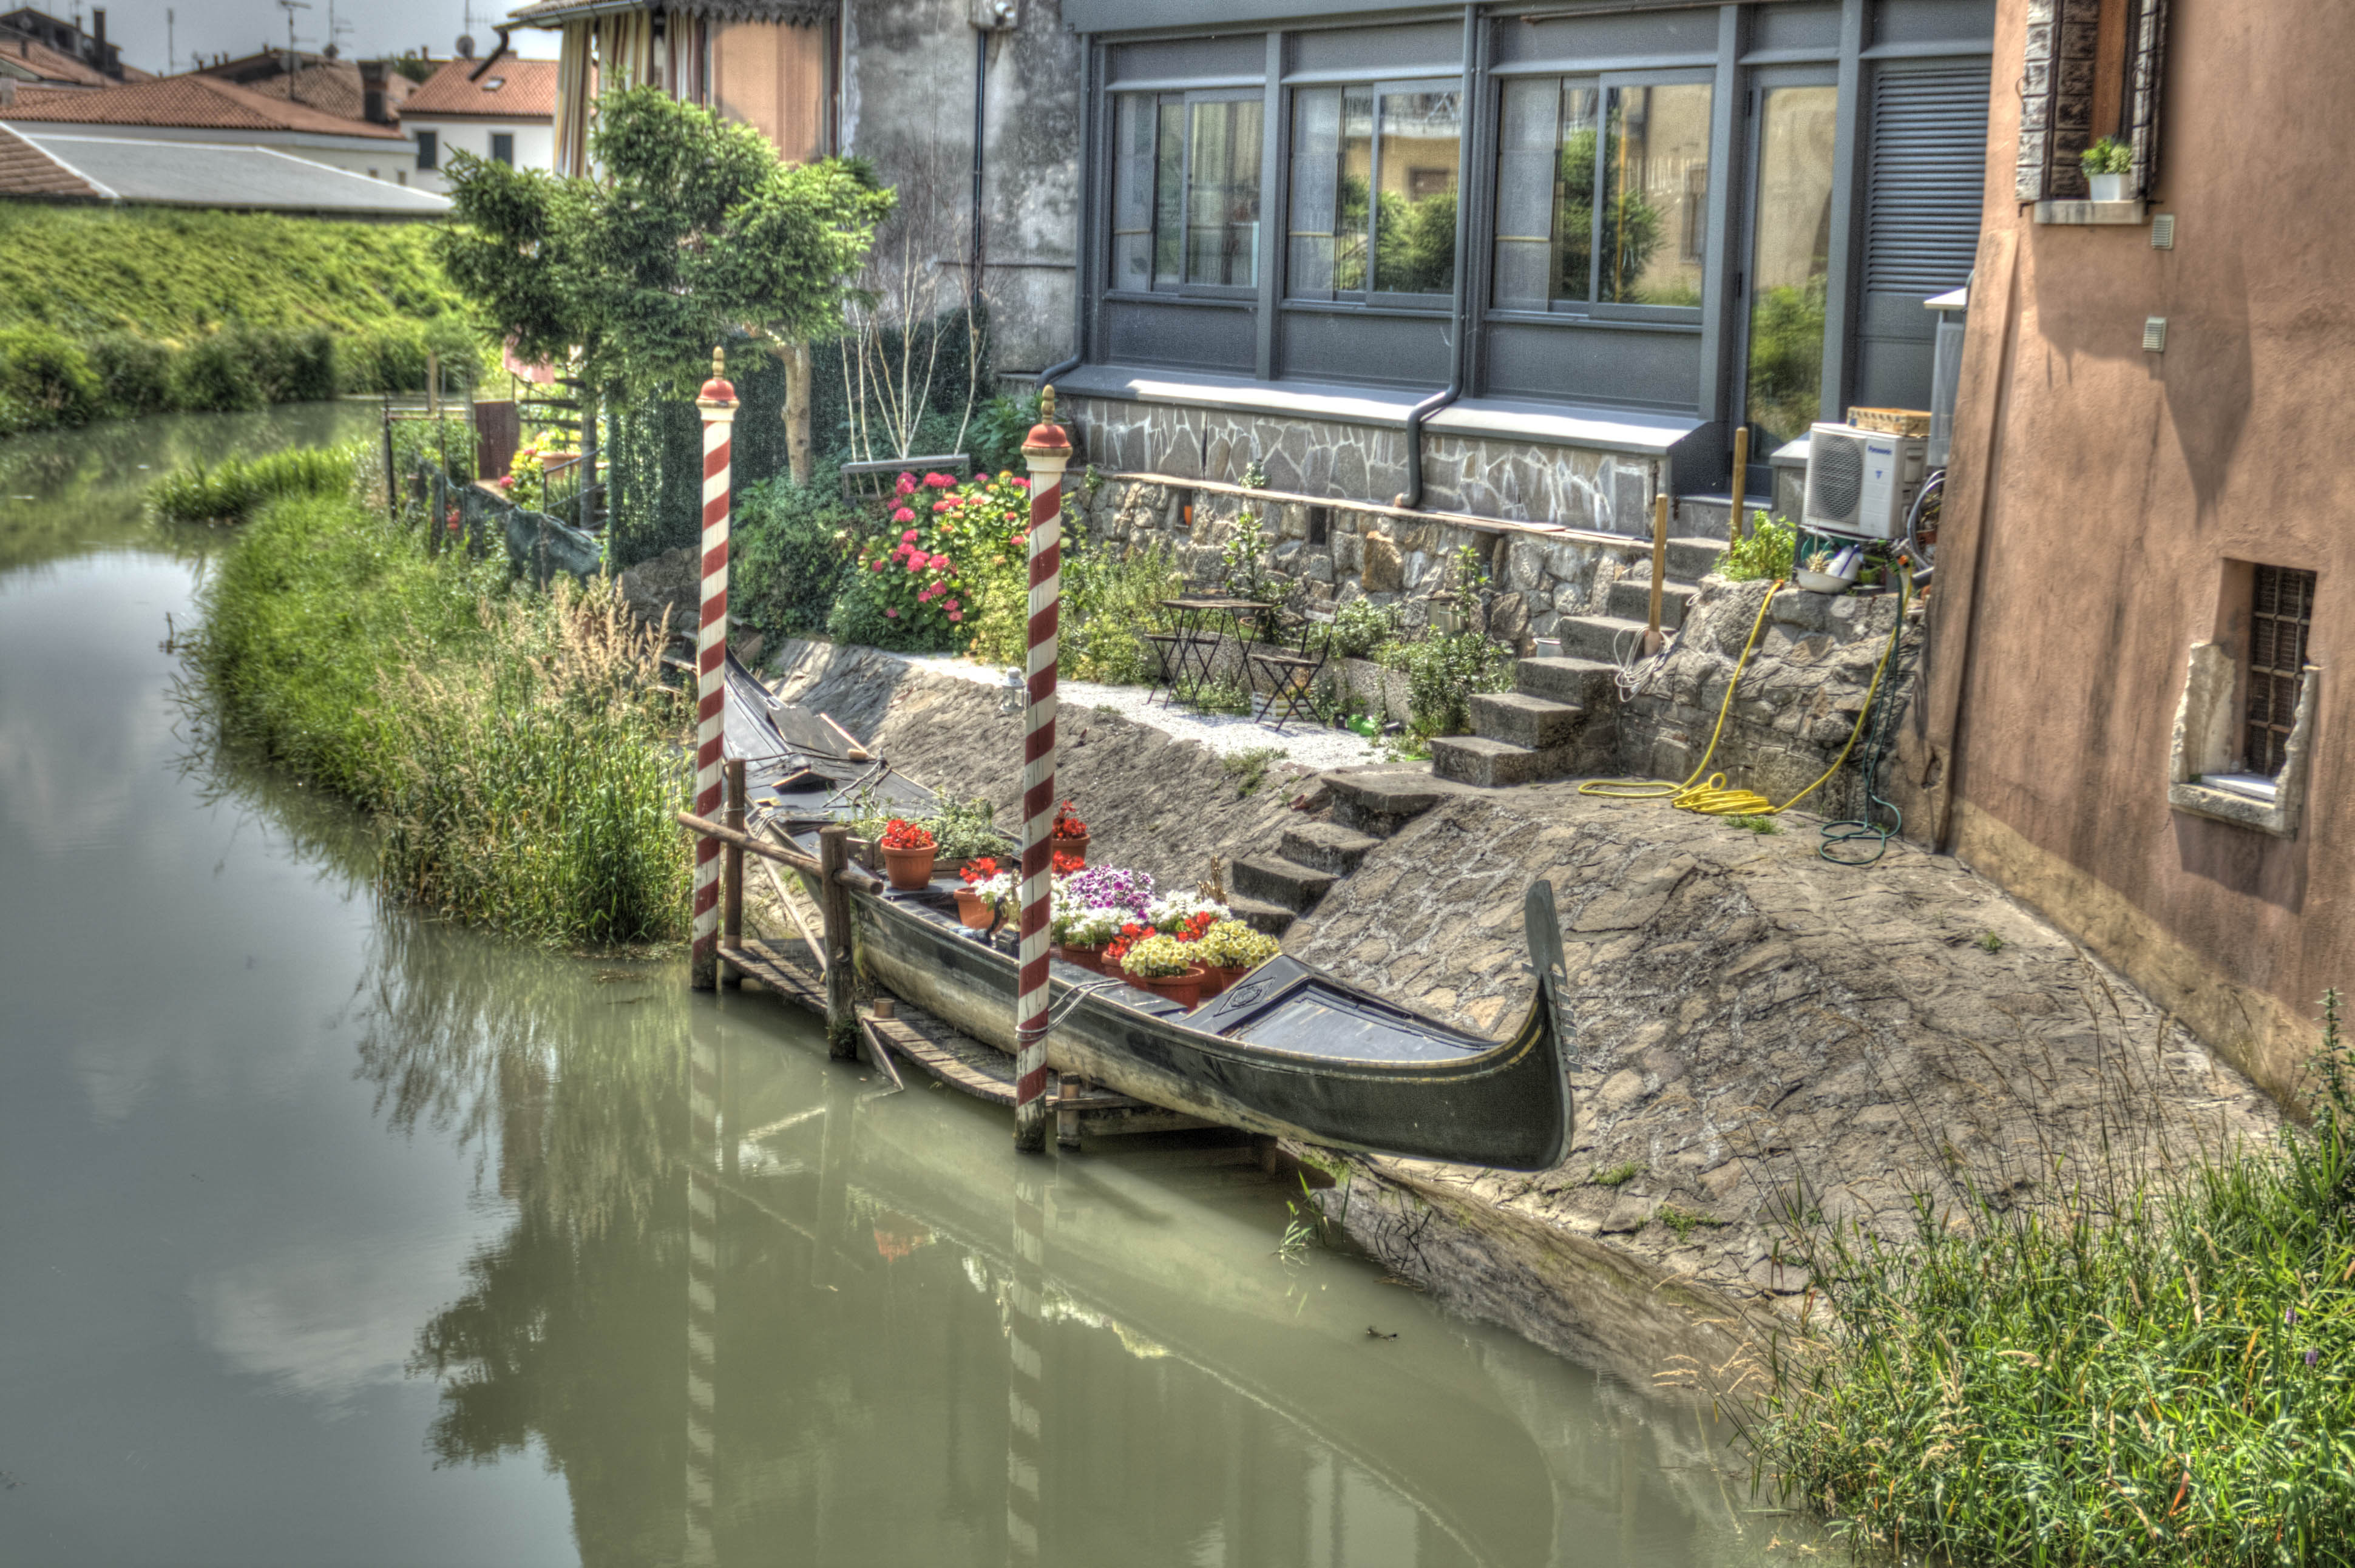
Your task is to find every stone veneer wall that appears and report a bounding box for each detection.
[1616,576,1922,821]
[1071,475,1661,645]
[1067,395,1660,537]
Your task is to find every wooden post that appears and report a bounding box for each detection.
[819,825,858,1059]
[1642,493,1670,655]
[784,340,813,487]
[426,349,440,419]
[1730,424,1750,538]
[381,397,396,513]
[720,759,745,989]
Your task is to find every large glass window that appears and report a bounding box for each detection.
[1110,92,1264,293]
[1491,76,1712,314]
[1287,82,1460,302]
[1743,84,1838,451]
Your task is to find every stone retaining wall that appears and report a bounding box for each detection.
[1075,474,1659,644]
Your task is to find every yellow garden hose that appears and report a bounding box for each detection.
[1578,573,1911,819]
[1577,581,1785,800]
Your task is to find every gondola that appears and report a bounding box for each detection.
[723,653,1576,1171]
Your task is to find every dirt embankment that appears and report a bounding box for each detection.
[759,638,2282,1393]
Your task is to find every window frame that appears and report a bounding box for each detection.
[1283,74,1466,313]
[415,128,439,172]
[1106,87,1267,304]
[1482,66,1715,329]
[489,130,515,167]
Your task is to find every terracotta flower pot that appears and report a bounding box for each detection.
[954,888,994,928]
[882,843,938,891]
[1054,832,1088,867]
[1198,963,1247,999]
[1135,963,1206,1011]
[1059,941,1106,974]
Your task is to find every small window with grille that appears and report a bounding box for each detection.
[2245,564,2317,777]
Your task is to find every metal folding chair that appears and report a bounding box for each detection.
[1245,610,1332,734]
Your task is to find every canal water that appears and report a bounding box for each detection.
[1,407,1791,1567]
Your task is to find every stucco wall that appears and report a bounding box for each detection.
[1937,0,2355,1101]
[844,0,1080,379]
[408,119,555,193]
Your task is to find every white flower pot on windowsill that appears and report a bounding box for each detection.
[2088,172,2131,203]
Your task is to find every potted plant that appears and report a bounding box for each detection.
[879,817,938,891]
[1051,800,1089,867]
[1143,890,1230,936]
[1794,544,1862,595]
[926,796,1005,880]
[2082,136,2133,202]
[1054,902,1126,973]
[955,857,1005,928]
[1118,932,1208,1009]
[1195,919,1280,997]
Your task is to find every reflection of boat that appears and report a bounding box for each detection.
[724,655,1576,1172]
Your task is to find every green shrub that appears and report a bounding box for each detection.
[149,445,356,525]
[191,485,688,945]
[1717,510,1798,582]
[734,476,858,637]
[1330,596,1400,661]
[169,331,268,413]
[1745,994,2355,1565]
[0,325,101,435]
[1392,629,1513,738]
[963,391,1037,478]
[83,332,174,417]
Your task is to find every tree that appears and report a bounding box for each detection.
[435,87,895,402]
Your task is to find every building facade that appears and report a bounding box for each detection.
[0,72,416,180]
[1921,0,2347,1101]
[400,55,557,193]
[1055,0,1994,547]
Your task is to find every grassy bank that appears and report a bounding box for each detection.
[192,484,690,946]
[0,208,484,438]
[149,445,357,524]
[1746,1001,2355,1563]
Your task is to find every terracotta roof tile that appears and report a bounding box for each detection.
[399,56,557,121]
[0,119,100,195]
[0,73,407,139]
[0,35,115,88]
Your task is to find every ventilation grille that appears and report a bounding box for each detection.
[1865,64,1993,295]
[1806,433,1866,524]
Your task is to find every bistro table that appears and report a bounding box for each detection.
[1150,596,1273,711]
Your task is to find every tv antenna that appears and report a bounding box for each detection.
[276,0,311,100]
[325,0,354,59]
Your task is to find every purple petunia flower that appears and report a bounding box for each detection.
[1060,863,1154,917]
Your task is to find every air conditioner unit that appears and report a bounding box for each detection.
[1802,422,1928,541]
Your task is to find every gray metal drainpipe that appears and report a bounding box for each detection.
[1037,39,1094,394]
[969,28,988,314]
[1393,4,1482,511]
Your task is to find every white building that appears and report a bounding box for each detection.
[398,55,555,195]
[0,71,416,180]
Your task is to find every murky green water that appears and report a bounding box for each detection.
[1,408,1791,1567]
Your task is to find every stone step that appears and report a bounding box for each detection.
[1277,820,1383,876]
[1429,734,1590,789]
[1605,576,1697,629]
[1674,493,1771,543]
[1516,654,1619,708]
[1225,891,1298,938]
[1469,690,1585,751]
[1229,853,1338,914]
[1666,535,1732,581]
[1554,613,1656,664]
[1324,768,1468,839]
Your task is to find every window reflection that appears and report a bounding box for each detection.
[1287,83,1459,301]
[1744,84,1838,450]
[1110,93,1261,293]
[1492,77,1710,313]
[1185,98,1263,288]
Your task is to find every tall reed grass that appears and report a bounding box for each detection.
[192,486,690,946]
[1741,996,2355,1564]
[149,444,357,524]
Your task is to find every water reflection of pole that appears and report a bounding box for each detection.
[1004,1165,1048,1564]
[683,1006,722,1566]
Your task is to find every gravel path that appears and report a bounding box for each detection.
[895,653,1384,772]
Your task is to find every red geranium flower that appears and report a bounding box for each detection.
[880,818,934,851]
[958,856,999,886]
[1051,801,1087,840]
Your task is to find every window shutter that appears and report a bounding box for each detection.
[2014,0,2101,201]
[1868,64,1992,295]
[2126,0,2169,198]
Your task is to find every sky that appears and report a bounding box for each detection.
[39,0,560,76]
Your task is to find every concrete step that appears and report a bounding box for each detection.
[1277,821,1383,876]
[1469,690,1585,751]
[1225,892,1298,938]
[1666,536,1732,581]
[1555,613,1655,663]
[1324,768,1468,838]
[1674,493,1771,543]
[1516,655,1619,708]
[1429,734,1590,789]
[1605,576,1696,629]
[1229,853,1338,914]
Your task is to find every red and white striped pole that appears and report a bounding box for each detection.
[691,347,737,993]
[1013,388,1071,1154]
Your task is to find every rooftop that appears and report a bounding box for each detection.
[400,56,557,121]
[0,126,452,214]
[0,33,149,90]
[0,73,407,140]
[506,0,836,27]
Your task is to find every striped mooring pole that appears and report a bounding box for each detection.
[691,348,737,993]
[1013,389,1071,1154]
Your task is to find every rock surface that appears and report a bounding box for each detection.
[751,638,2282,1393]
[619,544,697,637]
